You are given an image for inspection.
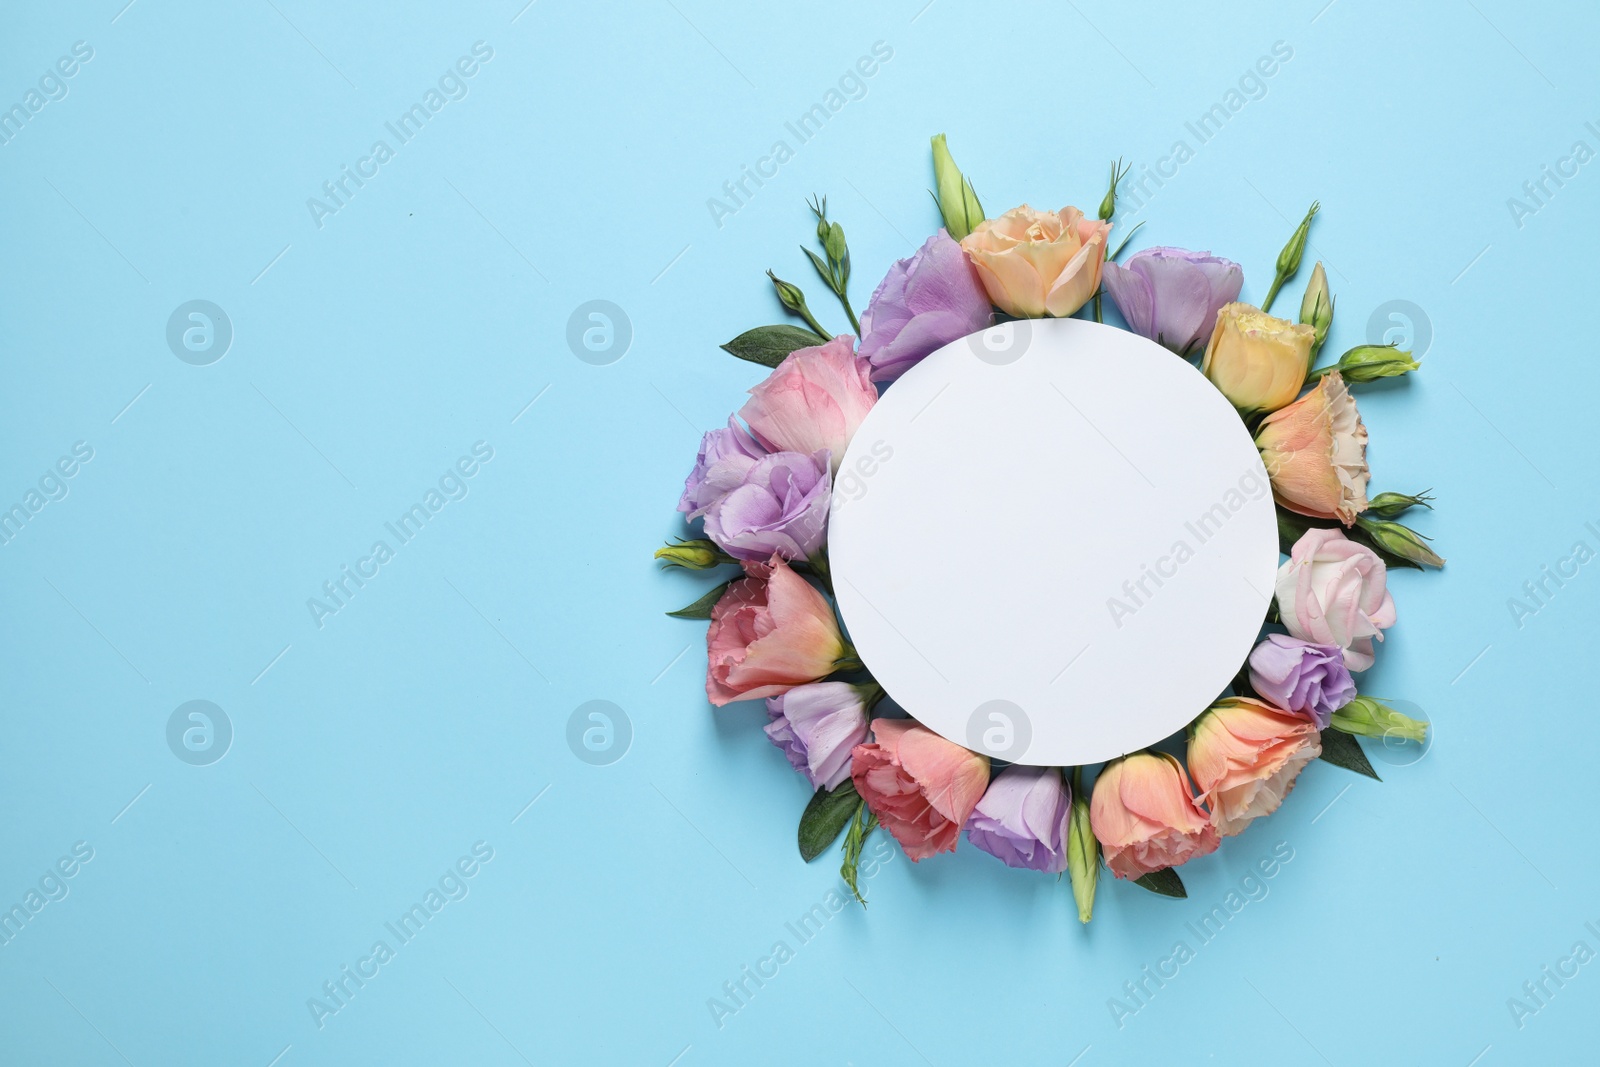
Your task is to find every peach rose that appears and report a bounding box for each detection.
[1255,371,1369,525]
[705,557,850,706]
[959,205,1111,318]
[851,718,990,861]
[1089,752,1219,880]
[1188,697,1322,837]
[1276,527,1396,671]
[1200,302,1315,412]
[739,336,876,473]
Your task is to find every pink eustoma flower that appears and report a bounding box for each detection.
[704,557,849,706]
[1188,697,1322,837]
[739,336,876,473]
[851,718,990,861]
[1090,752,1219,880]
[1276,527,1397,672]
[1255,371,1369,525]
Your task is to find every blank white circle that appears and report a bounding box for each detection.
[829,318,1278,766]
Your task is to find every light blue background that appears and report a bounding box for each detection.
[2,0,1596,1063]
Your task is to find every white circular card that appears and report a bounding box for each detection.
[829,318,1278,766]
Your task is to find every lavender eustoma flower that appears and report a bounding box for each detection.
[964,765,1072,873]
[1102,246,1244,357]
[700,449,831,562]
[764,682,876,790]
[678,418,767,518]
[1248,633,1356,729]
[860,229,992,382]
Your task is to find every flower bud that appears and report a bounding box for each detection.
[1298,261,1332,355]
[1356,516,1444,568]
[1329,695,1427,745]
[767,270,808,314]
[1067,784,1099,924]
[1326,343,1420,383]
[766,270,830,339]
[1098,158,1130,221]
[654,540,734,569]
[1277,201,1318,279]
[824,221,848,268]
[1366,490,1433,519]
[1262,201,1319,312]
[931,133,984,241]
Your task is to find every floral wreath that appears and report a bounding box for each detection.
[656,135,1439,917]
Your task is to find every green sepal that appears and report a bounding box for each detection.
[840,799,878,907]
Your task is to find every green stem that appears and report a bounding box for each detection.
[1261,274,1284,313]
[797,305,831,341]
[1107,221,1145,261]
[841,294,862,337]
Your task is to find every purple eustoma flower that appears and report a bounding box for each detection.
[678,417,767,518]
[700,449,831,563]
[860,229,993,382]
[1248,633,1357,729]
[964,765,1072,873]
[764,682,876,790]
[1102,246,1244,357]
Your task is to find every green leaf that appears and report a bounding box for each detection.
[801,246,834,291]
[798,780,861,862]
[1277,504,1430,572]
[720,324,825,368]
[1276,506,1324,555]
[840,800,878,907]
[665,581,730,620]
[1132,867,1186,898]
[1317,727,1381,780]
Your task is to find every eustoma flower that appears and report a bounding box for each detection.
[705,557,853,706]
[859,229,992,382]
[1276,527,1396,671]
[677,418,767,518]
[1201,302,1315,412]
[700,449,832,563]
[852,718,990,861]
[963,765,1072,873]
[1248,633,1355,729]
[1089,752,1219,880]
[960,205,1111,318]
[739,336,876,472]
[1102,247,1243,356]
[765,681,877,791]
[1255,371,1370,524]
[1188,697,1322,837]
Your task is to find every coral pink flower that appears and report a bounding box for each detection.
[738,336,876,473]
[1255,371,1370,525]
[851,718,990,861]
[1090,752,1219,880]
[959,205,1111,318]
[1276,527,1397,671]
[704,557,849,706]
[1188,698,1322,837]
